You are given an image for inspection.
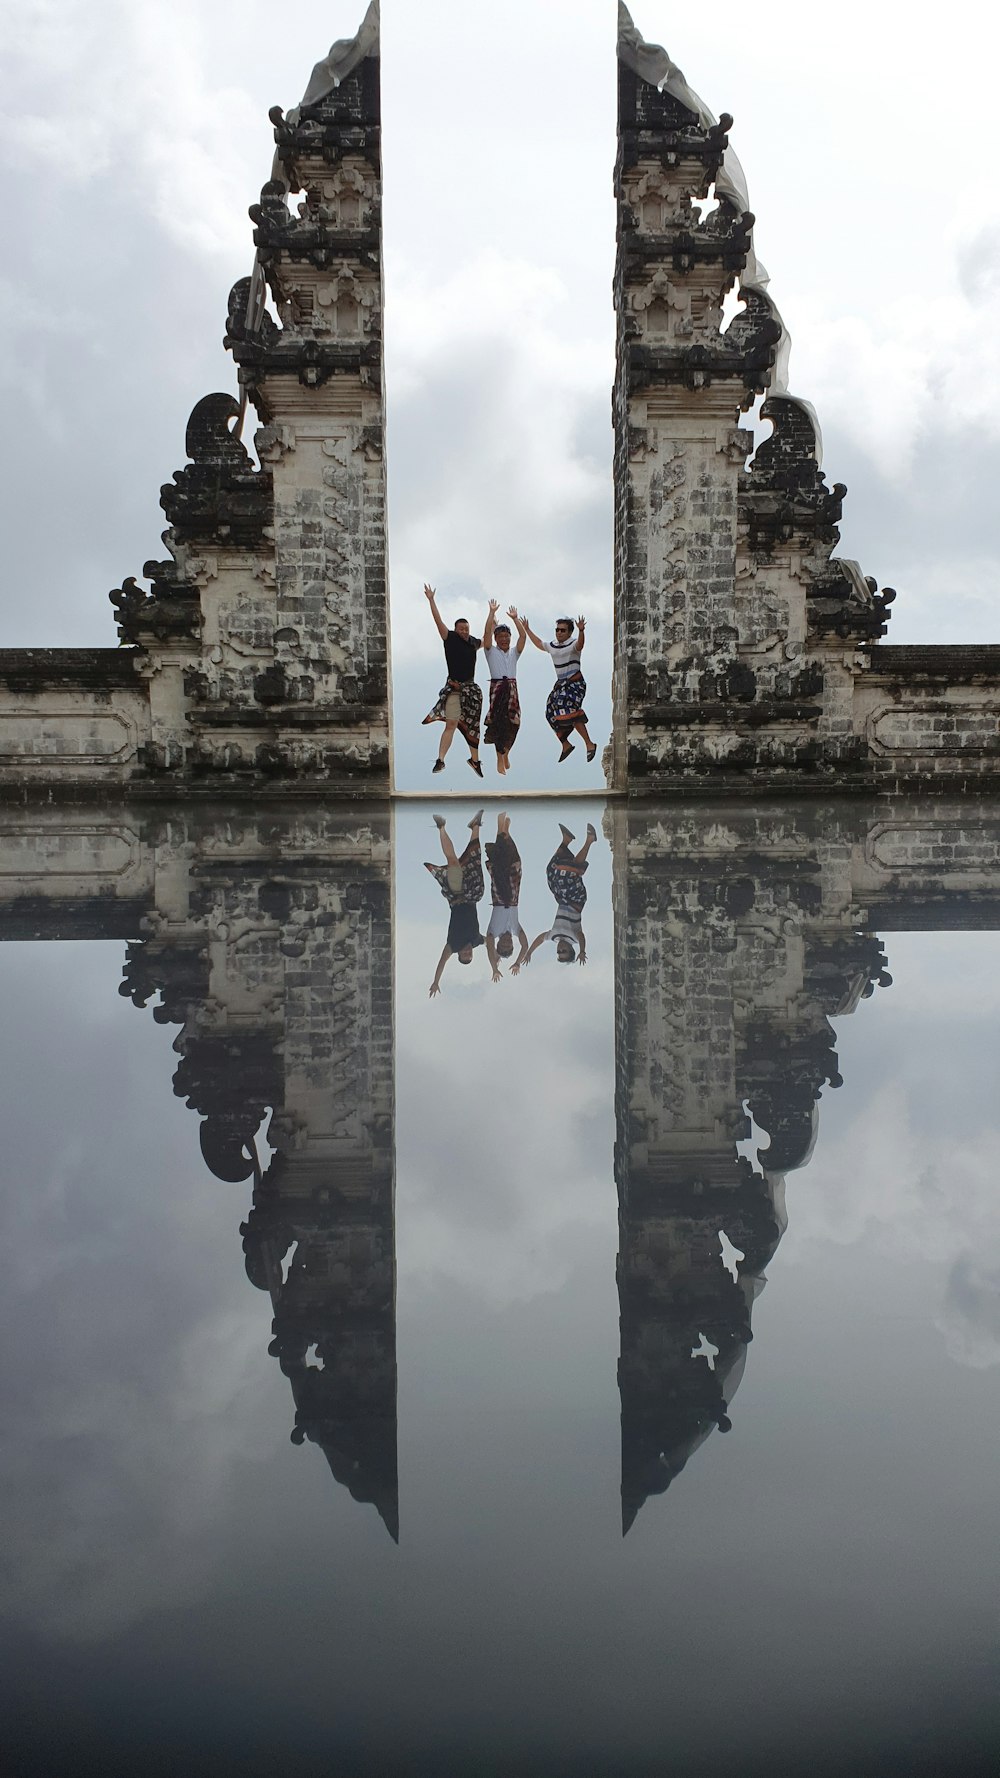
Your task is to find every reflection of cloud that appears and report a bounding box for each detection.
[394,804,616,1307]
[0,944,285,1643]
[788,934,1000,1370]
[937,1255,1000,1371]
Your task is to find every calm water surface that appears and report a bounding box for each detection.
[1,799,998,1776]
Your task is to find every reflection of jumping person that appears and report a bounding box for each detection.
[484,813,529,981]
[425,810,486,995]
[483,602,527,776]
[519,613,597,764]
[521,823,597,969]
[421,584,484,778]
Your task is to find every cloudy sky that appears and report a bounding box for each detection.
[4,0,1000,788]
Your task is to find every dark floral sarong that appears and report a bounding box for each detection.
[423,678,483,749]
[485,833,522,908]
[545,671,587,739]
[484,678,521,754]
[426,839,484,908]
[546,848,589,911]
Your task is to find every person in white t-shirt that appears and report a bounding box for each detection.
[519,614,597,764]
[482,600,527,775]
[484,812,529,980]
[520,822,598,969]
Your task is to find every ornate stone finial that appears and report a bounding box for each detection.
[293,0,380,116]
[617,3,714,124]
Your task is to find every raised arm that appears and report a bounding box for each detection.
[509,924,531,975]
[519,614,548,652]
[484,598,498,649]
[508,606,528,655]
[429,944,451,997]
[486,932,503,983]
[575,615,586,655]
[424,583,448,642]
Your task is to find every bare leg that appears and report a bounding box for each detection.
[572,717,594,749]
[438,721,458,762]
[438,828,459,866]
[574,826,597,866]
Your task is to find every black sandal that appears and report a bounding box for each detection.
[586,743,597,763]
[559,742,575,763]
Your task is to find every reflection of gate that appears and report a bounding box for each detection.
[3,796,1000,1535]
[609,797,1000,1525]
[0,805,398,1539]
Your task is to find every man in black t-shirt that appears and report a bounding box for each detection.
[421,583,484,777]
[425,810,486,994]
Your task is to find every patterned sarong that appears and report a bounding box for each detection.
[484,678,521,754]
[423,678,483,749]
[485,833,522,908]
[545,671,587,739]
[427,839,484,908]
[546,849,589,912]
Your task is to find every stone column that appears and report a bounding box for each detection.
[226,20,391,790]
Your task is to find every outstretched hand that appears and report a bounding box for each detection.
[491,966,502,983]
[423,583,436,602]
[577,615,586,628]
[578,953,587,968]
[510,962,522,977]
[428,981,441,997]
[488,598,499,614]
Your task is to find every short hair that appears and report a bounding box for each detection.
[495,623,511,635]
[555,616,574,628]
[455,617,469,626]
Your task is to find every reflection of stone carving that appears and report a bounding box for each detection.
[612,805,894,1529]
[73,809,398,1536]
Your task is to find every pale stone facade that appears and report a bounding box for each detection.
[612,8,1000,794]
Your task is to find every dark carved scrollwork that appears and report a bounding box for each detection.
[160,392,273,548]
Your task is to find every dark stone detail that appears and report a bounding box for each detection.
[249,179,380,271]
[0,897,148,942]
[110,559,200,647]
[866,645,1000,681]
[808,564,893,642]
[230,333,381,416]
[159,393,273,548]
[0,648,142,692]
[268,54,381,178]
[224,276,281,350]
[617,59,729,177]
[619,202,754,281]
[625,329,779,397]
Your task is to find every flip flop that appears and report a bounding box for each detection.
[586,744,597,762]
[559,742,575,763]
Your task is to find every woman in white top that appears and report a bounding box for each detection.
[519,613,597,764]
[482,600,527,776]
